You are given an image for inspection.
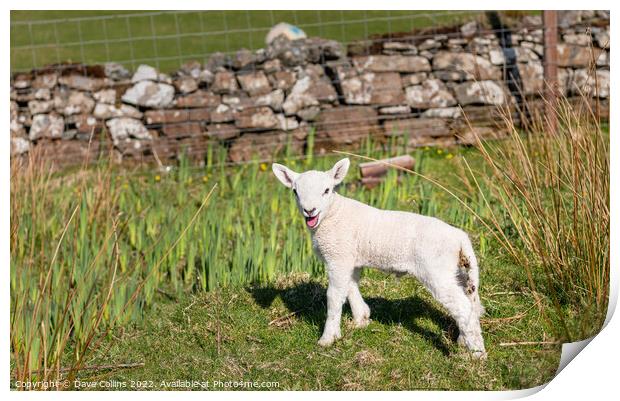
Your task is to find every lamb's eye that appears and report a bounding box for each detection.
[323,188,330,195]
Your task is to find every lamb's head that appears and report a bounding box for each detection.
[272,158,350,230]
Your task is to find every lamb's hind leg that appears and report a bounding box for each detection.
[348,268,370,328]
[432,283,486,359]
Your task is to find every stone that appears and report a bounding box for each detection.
[93,103,143,120]
[205,52,232,71]
[32,73,58,89]
[131,64,159,82]
[13,75,31,89]
[210,104,235,123]
[270,70,296,91]
[316,106,380,147]
[188,108,211,122]
[266,23,307,45]
[262,59,282,73]
[557,44,598,68]
[233,49,257,70]
[179,60,202,78]
[93,89,117,104]
[405,79,456,109]
[11,119,26,138]
[237,71,272,96]
[571,69,610,98]
[400,72,427,87]
[514,47,539,63]
[58,75,103,91]
[383,42,417,53]
[158,73,172,84]
[73,114,104,135]
[145,109,190,124]
[433,51,500,80]
[454,81,507,106]
[106,118,151,144]
[10,101,18,121]
[122,81,175,108]
[253,89,285,111]
[596,51,609,67]
[595,29,610,49]
[211,71,239,94]
[297,106,321,121]
[517,61,544,95]
[235,107,279,129]
[32,88,51,100]
[282,76,320,115]
[460,21,478,38]
[384,118,452,139]
[174,77,198,94]
[489,48,505,65]
[228,131,304,162]
[28,100,54,115]
[176,90,221,108]
[54,90,95,116]
[421,107,462,119]
[340,71,405,105]
[198,69,215,85]
[563,33,591,46]
[275,114,300,131]
[206,124,240,141]
[11,137,30,156]
[162,122,203,138]
[418,39,440,51]
[105,63,131,80]
[378,105,410,115]
[352,55,431,73]
[29,113,65,140]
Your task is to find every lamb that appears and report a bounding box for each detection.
[272,158,487,358]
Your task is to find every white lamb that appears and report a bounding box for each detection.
[272,158,486,358]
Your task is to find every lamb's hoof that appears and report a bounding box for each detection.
[353,317,370,329]
[471,350,487,360]
[317,333,341,347]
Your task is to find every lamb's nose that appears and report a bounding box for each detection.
[304,208,316,216]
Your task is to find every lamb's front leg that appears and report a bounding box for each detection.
[318,264,352,347]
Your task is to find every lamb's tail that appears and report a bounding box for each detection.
[458,240,485,318]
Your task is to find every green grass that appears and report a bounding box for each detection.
[11,136,567,390]
[10,10,482,72]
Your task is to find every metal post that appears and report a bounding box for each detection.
[543,10,559,133]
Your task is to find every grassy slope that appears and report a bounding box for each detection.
[10,10,481,72]
[68,145,561,391]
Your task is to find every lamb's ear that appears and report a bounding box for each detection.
[330,158,350,185]
[272,163,299,188]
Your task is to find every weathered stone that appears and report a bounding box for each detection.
[275,114,300,131]
[384,117,452,138]
[297,106,321,121]
[460,21,478,39]
[571,69,610,98]
[145,109,190,124]
[514,46,539,63]
[122,81,175,108]
[158,73,172,84]
[595,29,610,49]
[11,119,26,138]
[253,89,285,111]
[455,81,507,106]
[400,72,427,87]
[93,89,117,104]
[210,104,235,123]
[206,124,239,141]
[58,75,103,91]
[28,100,54,115]
[418,39,440,51]
[32,88,51,101]
[379,105,410,115]
[262,59,282,73]
[211,71,239,94]
[433,51,500,80]
[557,44,599,68]
[106,118,151,144]
[270,70,296,91]
[596,51,609,67]
[131,64,159,82]
[383,42,417,53]
[282,76,320,115]
[32,73,58,89]
[179,60,202,78]
[563,33,591,46]
[517,61,544,95]
[233,49,257,70]
[13,75,31,89]
[235,107,279,129]
[10,101,19,121]
[162,122,203,138]
[54,90,95,116]
[198,69,214,85]
[353,55,431,73]
[105,62,131,80]
[176,90,221,108]
[489,48,505,65]
[174,76,198,94]
[11,137,30,156]
[340,69,404,106]
[93,103,143,119]
[316,106,380,147]
[405,79,456,109]
[29,113,65,140]
[73,114,104,135]
[237,71,272,96]
[188,108,211,122]
[421,107,462,119]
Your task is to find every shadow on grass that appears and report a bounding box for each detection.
[248,281,457,356]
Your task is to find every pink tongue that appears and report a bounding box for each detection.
[306,215,319,228]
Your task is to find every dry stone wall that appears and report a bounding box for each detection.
[10,11,610,166]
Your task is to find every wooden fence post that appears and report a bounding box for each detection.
[543,10,559,134]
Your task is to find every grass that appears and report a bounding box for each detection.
[10,96,608,390]
[10,10,484,72]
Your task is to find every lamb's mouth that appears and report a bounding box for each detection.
[305,213,320,229]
